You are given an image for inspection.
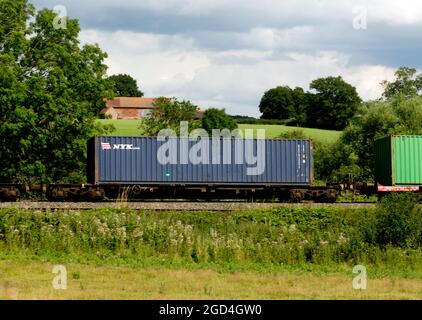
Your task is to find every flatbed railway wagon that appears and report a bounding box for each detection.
[86,136,338,202]
[375,135,422,194]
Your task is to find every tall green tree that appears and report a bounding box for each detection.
[109,74,144,97]
[0,1,114,183]
[308,76,361,130]
[319,96,422,181]
[201,108,238,135]
[381,67,422,99]
[259,86,308,124]
[290,87,309,126]
[139,97,200,136]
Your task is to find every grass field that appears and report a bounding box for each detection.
[0,201,421,299]
[238,124,341,143]
[1,260,421,300]
[97,120,341,144]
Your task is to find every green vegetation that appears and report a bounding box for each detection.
[381,67,422,99]
[259,86,308,126]
[1,194,421,299]
[1,260,421,300]
[376,193,422,247]
[98,119,143,136]
[108,74,143,97]
[320,95,422,181]
[98,120,341,143]
[234,118,290,125]
[139,97,201,136]
[202,108,238,135]
[239,125,341,143]
[1,196,421,277]
[0,0,113,183]
[259,76,361,130]
[308,76,362,130]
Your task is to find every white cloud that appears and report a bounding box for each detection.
[343,66,396,101]
[81,29,397,117]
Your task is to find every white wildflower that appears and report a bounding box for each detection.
[289,224,297,233]
[337,233,348,244]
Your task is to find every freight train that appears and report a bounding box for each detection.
[1,135,422,203]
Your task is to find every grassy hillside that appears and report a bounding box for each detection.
[99,119,142,136]
[97,120,341,144]
[238,124,341,143]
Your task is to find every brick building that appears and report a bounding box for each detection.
[100,97,156,120]
[100,97,205,120]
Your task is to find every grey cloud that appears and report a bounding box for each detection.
[31,0,342,33]
[31,0,422,69]
[29,0,422,116]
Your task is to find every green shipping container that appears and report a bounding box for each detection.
[375,135,422,186]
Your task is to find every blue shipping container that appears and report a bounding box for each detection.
[87,136,313,186]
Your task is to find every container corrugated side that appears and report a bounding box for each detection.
[375,135,422,186]
[88,136,313,186]
[393,136,422,185]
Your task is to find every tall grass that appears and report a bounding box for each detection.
[0,197,421,274]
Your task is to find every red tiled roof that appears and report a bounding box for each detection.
[99,106,112,115]
[105,97,156,109]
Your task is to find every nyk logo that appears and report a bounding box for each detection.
[101,143,140,150]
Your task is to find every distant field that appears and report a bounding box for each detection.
[97,120,341,144]
[2,260,421,300]
[238,124,341,144]
[99,119,142,136]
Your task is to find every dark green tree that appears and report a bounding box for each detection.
[109,74,144,97]
[258,86,309,125]
[201,108,238,135]
[290,87,309,126]
[139,97,200,136]
[259,86,295,120]
[0,1,113,183]
[381,67,422,99]
[308,76,361,130]
[318,96,422,181]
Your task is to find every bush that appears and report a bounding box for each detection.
[1,206,421,270]
[139,97,200,136]
[235,118,293,125]
[201,108,238,135]
[277,129,307,140]
[320,96,422,182]
[376,193,422,248]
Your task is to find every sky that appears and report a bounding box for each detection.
[32,0,422,117]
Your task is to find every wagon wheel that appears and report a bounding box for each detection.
[289,189,304,203]
[131,185,142,195]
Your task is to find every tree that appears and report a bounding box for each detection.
[0,2,113,183]
[381,67,422,99]
[201,108,238,135]
[259,86,296,120]
[308,76,361,130]
[319,96,422,181]
[139,97,200,136]
[109,74,144,97]
[290,87,309,126]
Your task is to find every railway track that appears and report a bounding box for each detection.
[0,201,377,211]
